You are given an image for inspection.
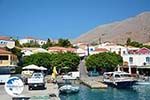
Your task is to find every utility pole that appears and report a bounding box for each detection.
[87,44,90,56]
[98,36,101,45]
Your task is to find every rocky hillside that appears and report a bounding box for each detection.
[74,12,150,44]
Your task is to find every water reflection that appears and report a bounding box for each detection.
[60,84,150,100]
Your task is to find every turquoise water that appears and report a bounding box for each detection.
[60,84,150,100]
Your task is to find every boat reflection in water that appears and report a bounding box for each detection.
[103,71,137,88]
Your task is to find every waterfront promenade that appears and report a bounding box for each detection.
[80,77,108,89]
[79,60,108,89]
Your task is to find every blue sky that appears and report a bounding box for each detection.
[0,0,150,40]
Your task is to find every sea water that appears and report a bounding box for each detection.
[60,84,150,100]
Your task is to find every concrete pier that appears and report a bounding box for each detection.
[80,78,108,89]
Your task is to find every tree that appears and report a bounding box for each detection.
[51,52,80,73]
[57,38,72,47]
[42,38,53,49]
[22,52,80,73]
[85,52,123,71]
[129,41,143,48]
[23,53,52,68]
[126,38,131,46]
[126,38,144,48]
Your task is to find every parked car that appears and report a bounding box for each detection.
[88,71,99,77]
[28,72,45,90]
[62,71,80,80]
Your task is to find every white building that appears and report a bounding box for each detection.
[21,48,48,56]
[0,36,15,48]
[36,39,47,46]
[98,42,128,56]
[19,37,46,46]
[73,42,97,56]
[122,47,150,67]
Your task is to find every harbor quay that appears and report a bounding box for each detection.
[0,82,60,100]
[80,77,108,89]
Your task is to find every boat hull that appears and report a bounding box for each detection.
[59,89,79,94]
[104,81,137,88]
[59,85,79,94]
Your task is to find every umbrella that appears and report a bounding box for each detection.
[23,64,40,70]
[39,66,47,70]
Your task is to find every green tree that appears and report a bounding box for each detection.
[23,53,52,68]
[129,41,143,48]
[126,38,131,46]
[85,52,123,71]
[51,52,80,73]
[57,38,72,47]
[42,38,53,49]
[22,52,80,73]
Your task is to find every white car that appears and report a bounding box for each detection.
[62,72,80,80]
[28,72,45,90]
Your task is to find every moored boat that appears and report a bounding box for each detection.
[59,85,79,94]
[103,71,137,88]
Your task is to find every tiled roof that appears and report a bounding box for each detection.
[0,36,11,41]
[136,47,150,54]
[0,48,12,54]
[25,37,36,39]
[94,48,108,52]
[128,47,150,54]
[48,46,76,52]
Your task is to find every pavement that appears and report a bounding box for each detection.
[79,60,103,81]
[79,60,88,78]
[0,83,60,100]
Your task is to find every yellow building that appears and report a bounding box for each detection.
[0,48,18,67]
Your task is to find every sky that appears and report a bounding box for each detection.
[0,0,150,40]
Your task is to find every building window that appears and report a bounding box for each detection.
[129,57,133,64]
[146,57,150,64]
[0,56,8,60]
[123,51,126,54]
[90,48,94,51]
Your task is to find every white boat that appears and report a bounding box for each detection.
[136,77,150,85]
[103,71,137,88]
[59,85,79,94]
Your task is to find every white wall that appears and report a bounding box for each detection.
[19,39,34,45]
[0,40,15,48]
[36,40,47,46]
[123,54,150,66]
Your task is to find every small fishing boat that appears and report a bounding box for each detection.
[103,71,137,88]
[59,85,79,94]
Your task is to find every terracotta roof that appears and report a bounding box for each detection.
[48,47,66,50]
[128,47,150,54]
[0,36,11,41]
[25,37,36,39]
[48,47,76,52]
[94,48,108,52]
[0,48,12,54]
[128,50,137,54]
[136,47,150,54]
